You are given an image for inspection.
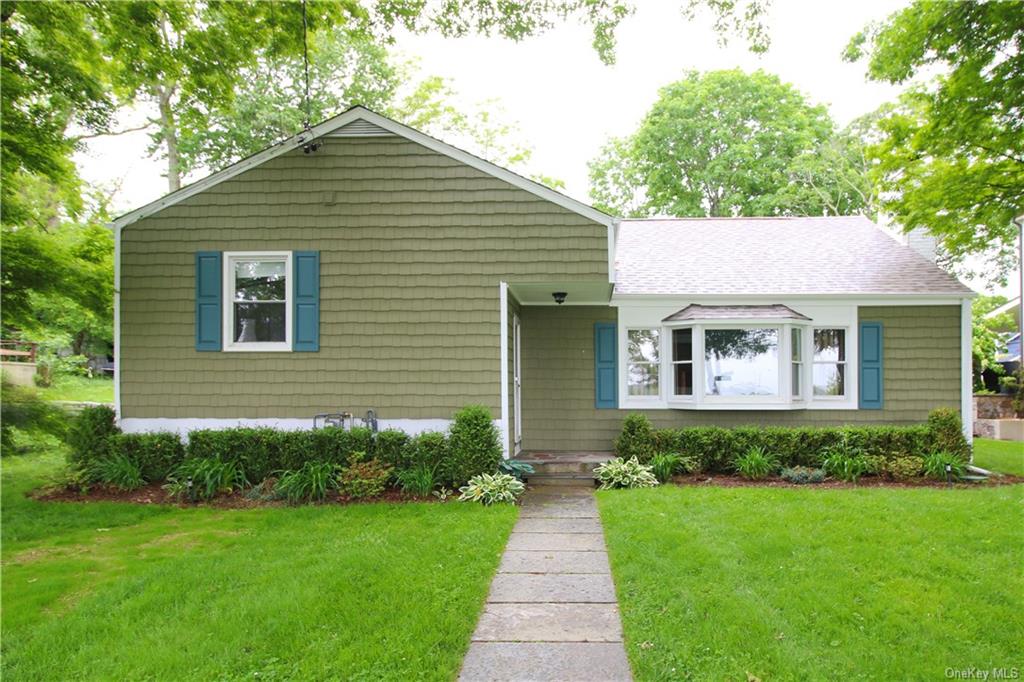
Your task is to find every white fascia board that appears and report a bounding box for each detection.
[112,222,121,421]
[113,106,615,231]
[611,293,974,307]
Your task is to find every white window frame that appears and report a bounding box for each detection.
[811,327,849,400]
[700,323,786,405]
[791,326,804,402]
[223,251,293,352]
[669,326,696,400]
[625,327,662,401]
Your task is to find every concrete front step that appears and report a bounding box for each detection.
[529,473,596,487]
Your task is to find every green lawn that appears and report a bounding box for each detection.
[974,438,1024,476]
[598,485,1024,681]
[36,375,114,403]
[2,446,517,680]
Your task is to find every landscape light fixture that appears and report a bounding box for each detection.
[552,291,567,305]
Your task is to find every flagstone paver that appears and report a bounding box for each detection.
[459,485,632,681]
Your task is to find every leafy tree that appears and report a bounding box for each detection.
[971,294,1016,391]
[589,70,872,218]
[845,0,1024,278]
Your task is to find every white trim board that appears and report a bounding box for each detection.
[119,417,460,440]
[111,106,614,231]
[499,281,510,460]
[961,299,974,446]
[112,222,122,420]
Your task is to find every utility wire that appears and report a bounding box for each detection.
[301,0,311,130]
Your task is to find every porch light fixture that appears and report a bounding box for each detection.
[552,291,567,305]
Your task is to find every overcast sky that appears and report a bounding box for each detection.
[75,0,1019,297]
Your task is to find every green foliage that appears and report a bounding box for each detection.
[822,443,870,483]
[922,452,968,482]
[396,463,437,497]
[885,456,924,481]
[337,458,392,500]
[614,413,657,463]
[458,473,525,505]
[733,446,779,480]
[274,461,340,504]
[0,381,68,453]
[779,466,825,484]
[589,70,872,218]
[926,408,969,460]
[444,405,502,486]
[90,453,145,491]
[594,457,659,490]
[106,432,184,482]
[845,1,1024,276]
[66,405,118,470]
[164,458,248,502]
[650,453,682,483]
[373,429,410,470]
[402,431,449,471]
[499,459,535,481]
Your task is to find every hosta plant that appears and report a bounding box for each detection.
[594,457,658,490]
[733,446,779,480]
[458,473,525,505]
[274,461,339,503]
[499,459,535,481]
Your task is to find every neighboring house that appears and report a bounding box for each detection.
[112,106,975,456]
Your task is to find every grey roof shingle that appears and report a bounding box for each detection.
[662,304,811,322]
[614,216,973,296]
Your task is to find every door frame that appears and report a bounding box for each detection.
[513,313,522,454]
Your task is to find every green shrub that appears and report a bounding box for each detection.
[91,453,145,491]
[274,461,339,503]
[886,456,924,481]
[926,408,969,460]
[403,431,448,470]
[614,413,656,463]
[338,458,392,499]
[444,405,502,486]
[106,432,184,481]
[396,463,437,497]
[734,446,780,480]
[499,459,535,480]
[458,473,525,505]
[922,451,967,481]
[864,454,887,476]
[650,452,681,483]
[822,442,870,483]
[594,456,659,490]
[780,466,825,484]
[164,458,248,502]
[67,405,119,470]
[373,429,410,469]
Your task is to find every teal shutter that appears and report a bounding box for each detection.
[195,251,222,351]
[859,321,883,409]
[293,251,320,352]
[594,322,618,408]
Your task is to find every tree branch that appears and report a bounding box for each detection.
[73,119,159,142]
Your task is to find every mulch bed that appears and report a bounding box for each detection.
[32,485,441,508]
[669,473,1024,489]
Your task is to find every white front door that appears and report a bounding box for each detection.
[513,314,522,454]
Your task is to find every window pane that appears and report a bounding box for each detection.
[672,328,692,362]
[813,363,845,396]
[674,363,693,396]
[791,328,802,361]
[704,328,779,396]
[792,363,801,397]
[813,329,845,362]
[235,260,286,301]
[628,363,659,396]
[234,302,286,342]
[628,329,660,363]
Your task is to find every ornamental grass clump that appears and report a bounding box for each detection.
[594,457,659,490]
[164,458,248,502]
[733,446,780,480]
[397,463,437,497]
[922,452,967,481]
[822,442,870,483]
[650,452,681,483]
[90,453,146,491]
[458,473,525,505]
[274,460,339,503]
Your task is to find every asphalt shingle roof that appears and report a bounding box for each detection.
[662,304,812,322]
[614,216,973,297]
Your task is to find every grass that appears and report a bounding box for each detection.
[35,375,114,403]
[598,484,1024,681]
[1,444,517,680]
[974,438,1024,476]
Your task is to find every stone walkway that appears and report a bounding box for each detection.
[459,486,632,682]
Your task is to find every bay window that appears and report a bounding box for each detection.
[627,329,660,396]
[813,328,846,396]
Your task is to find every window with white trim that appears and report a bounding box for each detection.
[813,328,846,396]
[671,328,694,396]
[627,329,660,396]
[791,327,803,399]
[225,252,291,351]
[704,328,779,397]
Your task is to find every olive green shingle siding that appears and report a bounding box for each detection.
[120,137,608,418]
[520,305,962,452]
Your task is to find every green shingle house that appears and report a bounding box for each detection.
[112,106,975,456]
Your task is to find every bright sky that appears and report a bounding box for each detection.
[75,0,1020,297]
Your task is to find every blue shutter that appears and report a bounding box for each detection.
[859,321,883,409]
[293,251,320,352]
[594,322,618,409]
[195,251,222,351]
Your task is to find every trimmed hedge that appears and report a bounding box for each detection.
[106,432,185,482]
[619,410,969,474]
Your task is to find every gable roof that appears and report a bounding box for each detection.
[112,106,614,230]
[662,304,811,322]
[615,216,973,297]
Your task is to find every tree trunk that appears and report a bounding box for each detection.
[156,85,181,193]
